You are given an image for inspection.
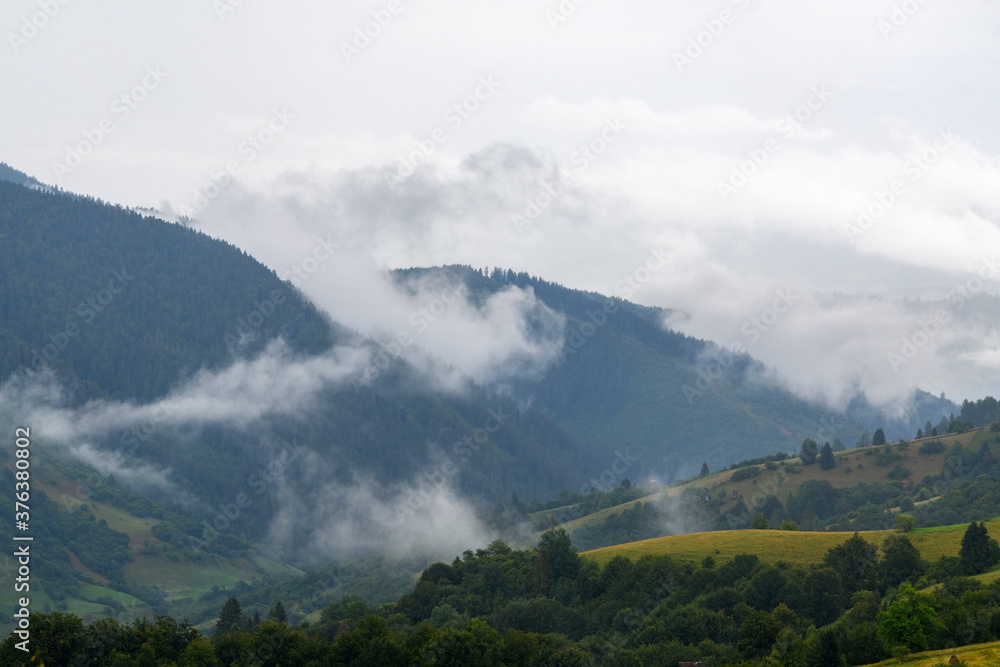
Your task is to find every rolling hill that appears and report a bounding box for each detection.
[395,266,957,481]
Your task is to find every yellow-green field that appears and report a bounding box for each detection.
[862,640,1000,666]
[582,518,1000,568]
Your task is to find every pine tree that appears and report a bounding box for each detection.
[872,428,886,447]
[959,521,1000,575]
[819,442,835,470]
[268,600,287,624]
[216,596,244,635]
[700,462,710,478]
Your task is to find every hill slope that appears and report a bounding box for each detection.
[395,265,956,480]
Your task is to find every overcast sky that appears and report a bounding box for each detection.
[4,0,1000,408]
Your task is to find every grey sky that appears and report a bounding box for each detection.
[4,0,999,406]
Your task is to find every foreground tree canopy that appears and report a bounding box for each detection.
[5,527,1000,666]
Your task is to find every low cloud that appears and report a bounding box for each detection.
[266,463,491,563]
[0,343,495,562]
[168,127,999,412]
[6,340,370,443]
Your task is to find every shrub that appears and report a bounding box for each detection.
[918,439,947,455]
[887,465,911,480]
[730,466,762,482]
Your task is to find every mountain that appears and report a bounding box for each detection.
[393,266,955,481]
[0,177,966,635]
[0,179,605,632]
[0,162,51,191]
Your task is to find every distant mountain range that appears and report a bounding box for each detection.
[0,163,973,634]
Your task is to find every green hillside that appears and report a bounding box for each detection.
[396,266,957,480]
[0,452,303,632]
[582,517,1000,569]
[522,425,1000,552]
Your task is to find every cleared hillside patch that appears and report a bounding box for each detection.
[583,517,1000,568]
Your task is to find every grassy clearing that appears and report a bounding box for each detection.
[583,518,1000,569]
[125,554,249,601]
[539,430,981,540]
[78,584,145,607]
[861,640,1000,665]
[584,529,889,568]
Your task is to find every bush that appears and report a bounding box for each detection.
[730,466,762,482]
[918,439,947,455]
[886,466,910,480]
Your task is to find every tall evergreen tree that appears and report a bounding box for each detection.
[959,521,1000,575]
[700,461,710,477]
[872,428,886,447]
[819,442,835,470]
[216,596,244,635]
[268,600,288,624]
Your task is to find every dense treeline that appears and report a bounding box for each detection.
[0,180,334,402]
[487,426,1000,555]
[960,397,1000,428]
[0,182,595,549]
[7,526,1000,666]
[394,266,868,476]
